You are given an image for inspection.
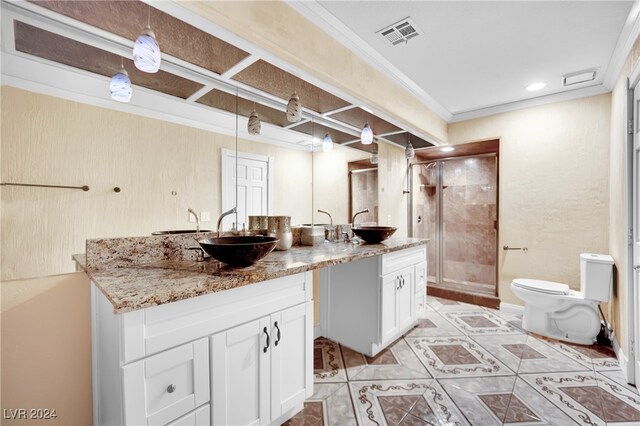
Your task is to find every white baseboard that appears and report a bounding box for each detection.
[612,334,635,385]
[500,302,524,315]
[314,325,324,339]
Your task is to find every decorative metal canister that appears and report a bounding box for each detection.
[267,216,292,250]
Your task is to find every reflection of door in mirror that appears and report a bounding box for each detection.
[348,159,378,225]
[221,149,274,231]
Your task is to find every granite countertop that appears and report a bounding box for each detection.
[87,238,427,314]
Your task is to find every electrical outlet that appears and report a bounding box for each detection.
[201,211,211,222]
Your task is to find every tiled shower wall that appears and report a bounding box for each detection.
[413,156,497,291]
[350,170,378,225]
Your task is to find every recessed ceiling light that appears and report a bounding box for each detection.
[526,82,546,92]
[440,146,454,152]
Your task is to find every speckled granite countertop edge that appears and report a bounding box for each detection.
[86,238,428,314]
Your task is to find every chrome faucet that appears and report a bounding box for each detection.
[217,207,237,237]
[352,209,369,227]
[317,209,333,226]
[188,208,200,233]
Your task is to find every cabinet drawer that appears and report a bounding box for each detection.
[123,338,210,426]
[382,246,426,275]
[415,262,427,294]
[166,404,210,426]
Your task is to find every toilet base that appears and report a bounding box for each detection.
[522,302,601,346]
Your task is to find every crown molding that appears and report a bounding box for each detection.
[604,0,640,90]
[287,0,640,125]
[449,84,610,123]
[284,0,453,122]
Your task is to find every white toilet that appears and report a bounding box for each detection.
[511,253,614,345]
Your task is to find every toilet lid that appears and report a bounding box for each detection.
[512,279,570,295]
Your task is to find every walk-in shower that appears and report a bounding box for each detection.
[410,143,499,298]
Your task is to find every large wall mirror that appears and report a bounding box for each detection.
[0,0,434,281]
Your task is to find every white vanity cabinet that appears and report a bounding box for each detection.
[210,302,313,426]
[91,271,313,426]
[321,245,427,356]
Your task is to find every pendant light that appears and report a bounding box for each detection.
[322,133,333,152]
[405,135,415,159]
[370,143,379,165]
[361,122,373,145]
[133,5,161,73]
[286,91,302,123]
[248,102,261,135]
[110,58,132,103]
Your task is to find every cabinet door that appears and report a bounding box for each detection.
[211,316,271,426]
[167,404,210,426]
[122,338,209,426]
[381,273,399,343]
[397,266,414,330]
[270,302,313,421]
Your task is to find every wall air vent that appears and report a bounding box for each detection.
[562,68,598,86]
[377,17,421,46]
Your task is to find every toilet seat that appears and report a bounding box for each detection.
[512,279,570,295]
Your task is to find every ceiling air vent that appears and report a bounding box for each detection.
[562,68,598,86]
[377,17,421,46]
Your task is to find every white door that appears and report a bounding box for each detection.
[633,82,640,386]
[397,266,414,330]
[210,317,271,426]
[270,302,313,421]
[381,273,399,343]
[221,149,274,231]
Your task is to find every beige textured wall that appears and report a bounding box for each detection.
[179,1,448,143]
[1,86,312,280]
[448,94,611,307]
[1,272,93,426]
[607,36,640,353]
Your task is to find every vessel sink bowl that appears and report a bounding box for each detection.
[152,230,212,235]
[352,226,397,243]
[198,236,279,266]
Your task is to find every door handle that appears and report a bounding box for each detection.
[274,321,281,346]
[634,265,640,271]
[396,276,400,290]
[263,327,270,353]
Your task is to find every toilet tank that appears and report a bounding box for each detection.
[580,253,614,302]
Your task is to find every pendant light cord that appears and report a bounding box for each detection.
[147,4,151,30]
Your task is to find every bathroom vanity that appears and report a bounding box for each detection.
[84,236,427,426]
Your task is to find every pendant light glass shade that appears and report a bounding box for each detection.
[405,139,415,159]
[248,110,261,135]
[133,29,161,73]
[286,91,302,123]
[110,67,132,103]
[322,133,333,152]
[361,122,373,145]
[370,143,378,164]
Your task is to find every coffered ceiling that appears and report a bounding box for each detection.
[1,0,433,152]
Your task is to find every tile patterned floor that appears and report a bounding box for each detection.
[284,296,640,426]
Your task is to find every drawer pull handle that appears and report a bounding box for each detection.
[274,321,281,346]
[167,384,176,394]
[396,276,400,290]
[263,327,270,353]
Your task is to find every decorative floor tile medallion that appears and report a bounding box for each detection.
[349,380,469,425]
[521,372,640,425]
[314,337,347,382]
[406,336,514,378]
[442,310,522,335]
[406,312,464,338]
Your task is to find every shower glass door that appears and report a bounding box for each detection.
[412,154,498,295]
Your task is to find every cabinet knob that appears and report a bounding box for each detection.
[167,384,176,394]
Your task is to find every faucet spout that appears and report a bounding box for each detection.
[217,207,237,237]
[351,208,369,228]
[317,209,333,226]
[188,208,200,233]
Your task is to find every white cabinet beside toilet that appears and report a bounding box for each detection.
[321,245,427,356]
